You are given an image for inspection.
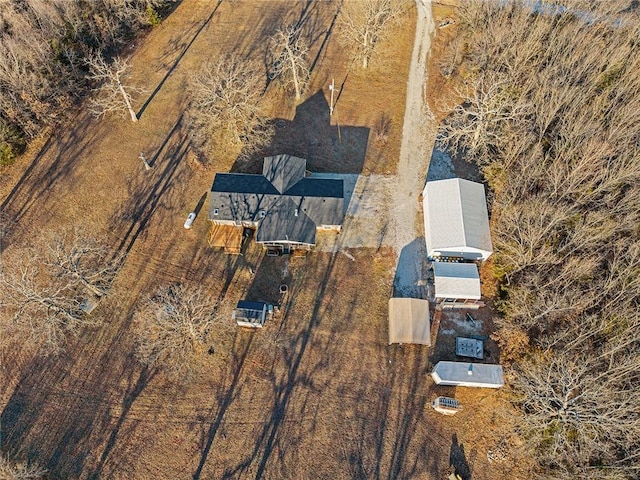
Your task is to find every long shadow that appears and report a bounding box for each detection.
[0,135,54,213]
[385,349,431,480]
[192,191,208,216]
[449,433,472,480]
[137,1,223,119]
[87,365,156,480]
[340,336,432,479]
[0,291,155,478]
[114,115,188,254]
[221,252,339,479]
[308,1,341,74]
[192,331,253,480]
[1,112,98,244]
[393,237,428,298]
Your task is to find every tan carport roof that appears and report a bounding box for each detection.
[388,298,431,345]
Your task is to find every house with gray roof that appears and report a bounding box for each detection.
[209,154,344,253]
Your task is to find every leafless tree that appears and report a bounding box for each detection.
[438,1,640,476]
[133,283,222,379]
[269,25,310,101]
[86,53,146,122]
[337,0,410,68]
[187,54,273,159]
[0,0,163,157]
[512,350,640,478]
[0,230,124,355]
[0,454,47,480]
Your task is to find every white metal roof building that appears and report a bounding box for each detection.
[388,298,431,345]
[422,178,493,261]
[432,262,481,301]
[431,361,504,388]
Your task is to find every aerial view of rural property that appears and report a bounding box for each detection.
[1,0,639,479]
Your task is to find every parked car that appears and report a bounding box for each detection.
[184,212,196,229]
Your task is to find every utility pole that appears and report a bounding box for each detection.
[139,151,151,171]
[329,78,335,116]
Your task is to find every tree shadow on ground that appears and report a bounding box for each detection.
[111,114,190,255]
[191,330,254,480]
[86,365,156,480]
[0,303,154,479]
[341,343,433,480]
[449,433,473,480]
[137,1,223,119]
[0,112,99,248]
[218,251,340,479]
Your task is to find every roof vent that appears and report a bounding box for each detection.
[213,208,219,215]
[294,208,299,217]
[259,210,266,218]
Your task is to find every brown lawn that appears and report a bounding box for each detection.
[0,2,529,479]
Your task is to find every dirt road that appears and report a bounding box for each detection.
[390,0,435,297]
[317,0,437,293]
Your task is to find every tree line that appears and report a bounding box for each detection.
[0,0,168,165]
[438,1,640,478]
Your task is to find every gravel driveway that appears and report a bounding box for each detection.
[317,1,436,298]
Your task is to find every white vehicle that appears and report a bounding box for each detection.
[184,212,196,229]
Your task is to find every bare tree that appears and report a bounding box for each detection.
[269,25,310,101]
[512,351,640,478]
[0,230,124,355]
[438,1,640,477]
[44,229,124,298]
[337,0,410,68]
[187,54,273,159]
[86,53,145,122]
[133,283,222,379]
[0,0,162,157]
[0,454,47,480]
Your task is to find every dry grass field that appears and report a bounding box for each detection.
[0,2,530,479]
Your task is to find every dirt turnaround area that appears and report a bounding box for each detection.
[1,2,524,479]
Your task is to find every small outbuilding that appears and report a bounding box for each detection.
[432,262,482,309]
[431,361,504,388]
[422,178,493,261]
[388,298,431,346]
[232,301,271,328]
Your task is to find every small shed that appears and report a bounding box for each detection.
[431,361,504,388]
[422,178,493,261]
[232,301,269,328]
[433,262,482,308]
[388,298,431,345]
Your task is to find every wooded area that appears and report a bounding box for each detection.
[439,1,640,478]
[0,0,167,164]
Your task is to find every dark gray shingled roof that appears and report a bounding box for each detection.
[211,173,279,195]
[209,155,344,245]
[262,154,307,193]
[255,197,317,246]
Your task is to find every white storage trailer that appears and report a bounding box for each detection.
[431,361,504,388]
[422,178,493,261]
